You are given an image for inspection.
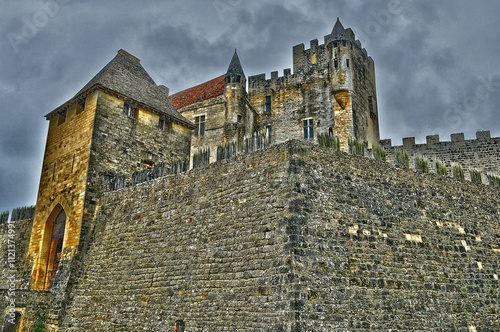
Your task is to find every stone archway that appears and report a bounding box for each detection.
[32,204,67,290]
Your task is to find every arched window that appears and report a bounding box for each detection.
[175,319,185,332]
[3,311,22,332]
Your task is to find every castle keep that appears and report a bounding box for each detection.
[1,19,499,331]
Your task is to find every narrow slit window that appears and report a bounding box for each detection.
[195,115,205,136]
[266,125,272,145]
[346,59,350,68]
[303,119,314,139]
[71,154,75,173]
[52,162,56,181]
[265,96,272,113]
[334,59,339,69]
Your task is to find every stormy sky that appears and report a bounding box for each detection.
[1,0,499,213]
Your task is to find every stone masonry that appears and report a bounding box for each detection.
[0,142,490,331]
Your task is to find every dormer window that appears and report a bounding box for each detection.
[123,101,137,118]
[235,75,241,83]
[159,117,173,132]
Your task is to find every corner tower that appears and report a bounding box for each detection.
[29,50,193,291]
[324,18,380,147]
[250,18,379,150]
[224,50,252,145]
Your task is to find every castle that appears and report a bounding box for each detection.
[0,19,499,331]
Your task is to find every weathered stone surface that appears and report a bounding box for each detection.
[381,132,500,182]
[2,142,495,331]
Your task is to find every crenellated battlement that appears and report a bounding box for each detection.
[248,68,303,92]
[380,130,494,148]
[380,130,500,181]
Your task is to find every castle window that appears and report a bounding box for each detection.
[195,115,205,136]
[333,41,338,48]
[334,59,339,69]
[159,117,172,132]
[123,101,137,119]
[237,115,242,123]
[265,96,272,113]
[266,125,272,145]
[346,59,350,68]
[303,119,314,139]
[329,127,334,137]
[343,41,347,47]
[235,75,241,83]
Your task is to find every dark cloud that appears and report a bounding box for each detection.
[1,0,500,212]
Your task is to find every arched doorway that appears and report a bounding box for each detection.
[33,204,67,290]
[47,208,66,284]
[2,311,22,332]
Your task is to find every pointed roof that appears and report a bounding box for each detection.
[47,49,193,127]
[169,75,226,110]
[226,50,245,78]
[327,18,350,44]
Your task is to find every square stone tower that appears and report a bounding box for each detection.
[248,18,380,150]
[28,50,194,290]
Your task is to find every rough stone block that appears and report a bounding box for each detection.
[451,133,465,142]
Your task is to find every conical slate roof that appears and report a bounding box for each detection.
[48,49,193,127]
[226,50,245,78]
[326,18,350,44]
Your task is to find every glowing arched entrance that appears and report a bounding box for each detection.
[33,204,67,290]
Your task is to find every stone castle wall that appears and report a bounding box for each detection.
[0,142,495,331]
[380,131,500,181]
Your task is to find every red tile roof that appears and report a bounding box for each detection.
[169,75,226,110]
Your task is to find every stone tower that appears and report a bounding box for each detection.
[28,49,193,290]
[224,50,251,145]
[248,18,380,149]
[169,51,259,165]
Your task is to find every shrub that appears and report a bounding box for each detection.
[373,145,386,161]
[452,164,464,181]
[318,133,340,150]
[348,139,364,156]
[415,156,429,174]
[396,150,409,168]
[435,161,447,176]
[487,173,500,189]
[470,169,482,184]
